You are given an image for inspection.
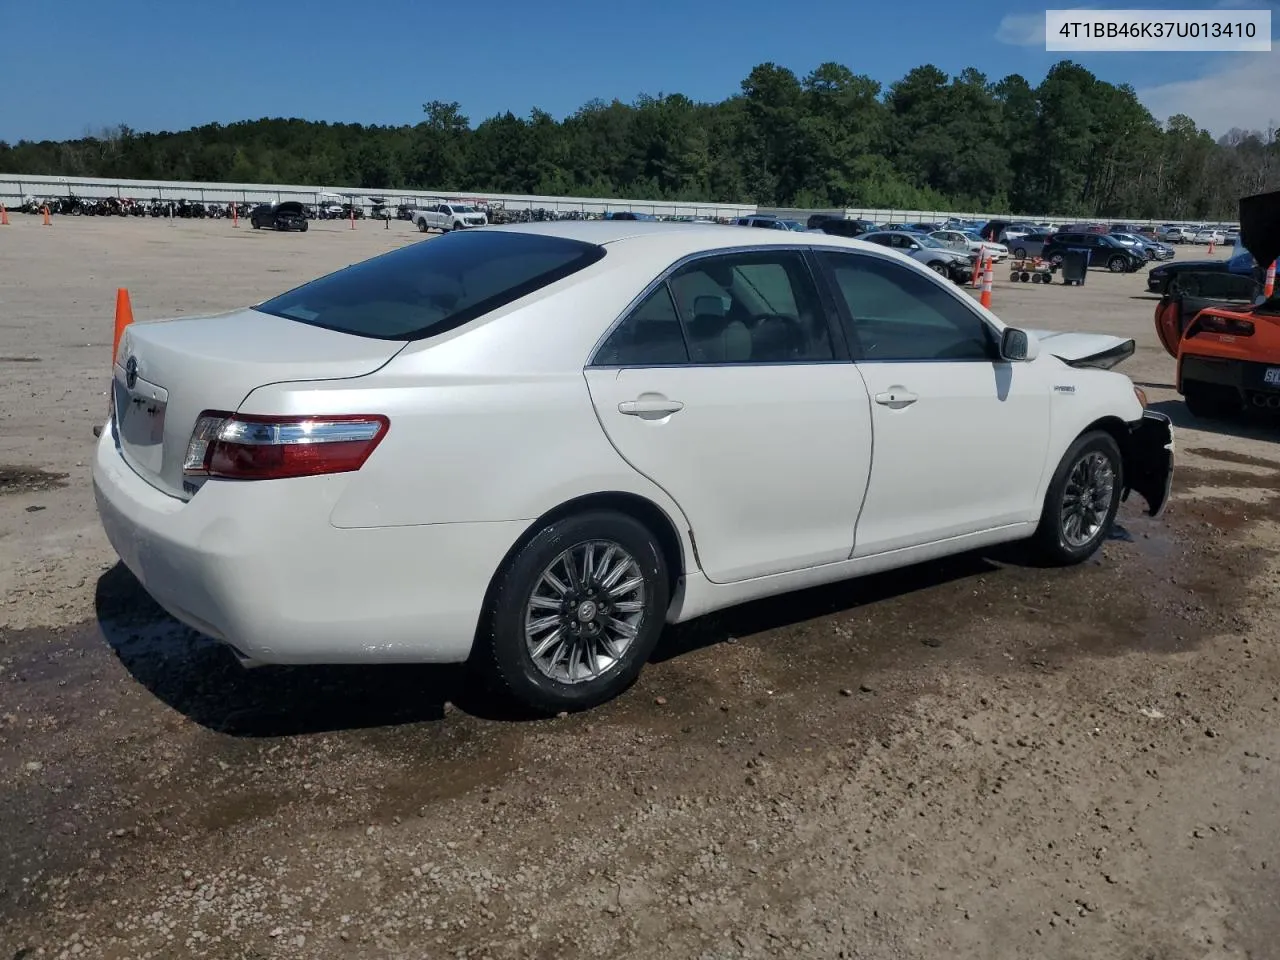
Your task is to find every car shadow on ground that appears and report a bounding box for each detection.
[1148,398,1279,443]
[96,546,1018,736]
[653,551,1000,664]
[93,562,520,735]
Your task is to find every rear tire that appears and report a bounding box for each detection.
[1029,431,1123,567]
[417,218,428,233]
[1184,381,1243,419]
[1014,246,1027,259]
[477,511,670,714]
[1108,256,1127,273]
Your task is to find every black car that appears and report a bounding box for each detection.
[1146,254,1254,294]
[250,200,309,232]
[806,214,876,237]
[1041,232,1145,273]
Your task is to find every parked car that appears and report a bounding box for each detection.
[930,229,1008,261]
[808,215,876,238]
[94,221,1173,713]
[1145,237,1256,293]
[733,215,803,230]
[249,201,309,232]
[412,202,489,233]
[1007,230,1055,260]
[859,230,974,282]
[1193,228,1225,245]
[1111,232,1174,261]
[1157,225,1196,244]
[1042,232,1147,273]
[1152,190,1280,419]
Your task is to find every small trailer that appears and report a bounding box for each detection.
[1008,257,1055,284]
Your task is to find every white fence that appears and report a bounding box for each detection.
[0,173,1236,228]
[0,173,757,219]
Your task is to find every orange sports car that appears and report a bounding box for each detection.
[1153,190,1280,419]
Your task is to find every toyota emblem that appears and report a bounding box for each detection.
[124,356,138,389]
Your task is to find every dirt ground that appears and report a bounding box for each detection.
[2,217,1278,960]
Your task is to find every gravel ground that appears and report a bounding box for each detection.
[2,218,1278,960]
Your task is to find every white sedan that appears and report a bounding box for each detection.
[931,229,1008,261]
[93,222,1174,713]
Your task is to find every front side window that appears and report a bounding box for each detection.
[818,251,996,362]
[257,230,605,340]
[666,251,836,364]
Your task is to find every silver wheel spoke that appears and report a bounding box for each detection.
[530,627,563,660]
[528,595,561,612]
[541,570,570,598]
[608,576,644,599]
[526,613,560,635]
[612,600,644,614]
[604,616,638,639]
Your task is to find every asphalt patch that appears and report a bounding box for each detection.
[0,466,68,495]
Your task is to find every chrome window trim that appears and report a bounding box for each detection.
[587,242,856,370]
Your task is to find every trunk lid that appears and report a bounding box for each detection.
[111,308,405,499]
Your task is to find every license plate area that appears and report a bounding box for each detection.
[114,377,169,472]
[1264,367,1280,386]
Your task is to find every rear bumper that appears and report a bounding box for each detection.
[1123,411,1175,519]
[92,422,526,664]
[1179,355,1280,398]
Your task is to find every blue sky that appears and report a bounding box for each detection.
[1,0,1276,142]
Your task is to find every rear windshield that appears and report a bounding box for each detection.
[256,230,606,340]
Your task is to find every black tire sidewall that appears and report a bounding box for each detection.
[1034,431,1124,565]
[1109,256,1126,272]
[481,511,670,713]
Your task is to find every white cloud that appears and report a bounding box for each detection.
[1138,55,1280,136]
[995,11,1046,46]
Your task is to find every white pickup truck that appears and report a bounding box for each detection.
[412,201,489,233]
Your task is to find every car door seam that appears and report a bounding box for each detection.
[848,362,876,561]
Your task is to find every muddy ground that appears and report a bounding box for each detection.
[1,218,1278,959]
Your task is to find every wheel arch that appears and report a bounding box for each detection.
[482,491,689,617]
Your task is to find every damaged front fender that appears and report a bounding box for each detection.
[1121,410,1175,518]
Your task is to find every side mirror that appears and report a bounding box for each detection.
[1000,326,1040,361]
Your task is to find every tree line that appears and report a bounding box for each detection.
[2,60,1276,219]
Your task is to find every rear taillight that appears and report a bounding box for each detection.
[1193,315,1255,337]
[183,413,389,480]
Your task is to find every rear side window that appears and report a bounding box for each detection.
[256,231,605,340]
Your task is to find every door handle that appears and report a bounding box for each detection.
[618,399,684,417]
[874,390,918,408]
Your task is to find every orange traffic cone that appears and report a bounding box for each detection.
[0,204,8,225]
[113,288,134,363]
[971,247,984,288]
[979,256,994,309]
[349,208,356,230]
[1265,261,1276,299]
[232,202,238,228]
[42,205,51,226]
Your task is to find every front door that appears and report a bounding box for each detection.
[814,249,1052,557]
[585,248,873,584]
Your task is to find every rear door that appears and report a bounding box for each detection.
[585,247,873,584]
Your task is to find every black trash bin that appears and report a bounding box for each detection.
[1061,248,1090,285]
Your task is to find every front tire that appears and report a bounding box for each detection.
[1014,246,1027,259]
[1029,431,1123,566]
[1108,256,1127,273]
[417,218,428,233]
[477,511,670,713]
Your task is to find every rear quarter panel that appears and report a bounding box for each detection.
[235,258,698,538]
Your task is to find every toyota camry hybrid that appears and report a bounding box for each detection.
[93,221,1175,713]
